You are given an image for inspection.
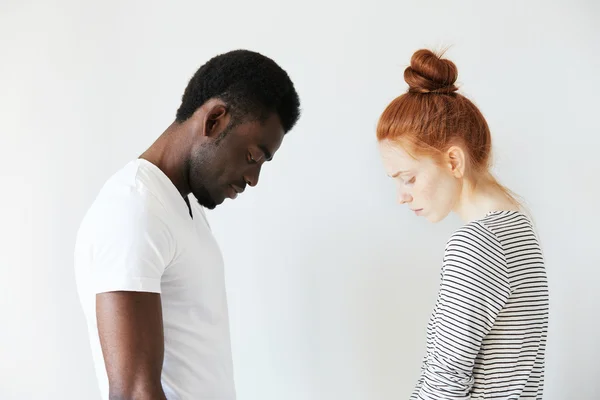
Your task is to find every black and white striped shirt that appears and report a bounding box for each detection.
[411,211,548,399]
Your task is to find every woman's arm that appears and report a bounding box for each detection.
[416,224,510,399]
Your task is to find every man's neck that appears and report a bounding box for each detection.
[140,122,192,198]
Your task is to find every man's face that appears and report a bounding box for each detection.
[188,112,285,209]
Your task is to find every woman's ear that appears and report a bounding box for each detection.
[446,146,466,178]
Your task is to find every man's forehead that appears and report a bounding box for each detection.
[232,115,283,157]
[255,115,284,145]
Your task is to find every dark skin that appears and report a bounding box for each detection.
[96,98,285,400]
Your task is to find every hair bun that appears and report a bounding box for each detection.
[404,49,459,94]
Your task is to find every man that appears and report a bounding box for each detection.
[74,50,301,400]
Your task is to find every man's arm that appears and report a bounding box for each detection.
[96,291,167,400]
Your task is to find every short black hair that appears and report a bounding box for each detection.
[176,49,301,133]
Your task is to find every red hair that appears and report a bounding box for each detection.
[377,49,517,200]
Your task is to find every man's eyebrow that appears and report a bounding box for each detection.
[259,145,273,161]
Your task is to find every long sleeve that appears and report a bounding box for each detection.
[410,355,426,400]
[414,222,510,400]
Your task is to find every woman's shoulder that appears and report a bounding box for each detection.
[442,214,512,281]
[449,211,533,243]
[444,210,537,268]
[446,218,503,260]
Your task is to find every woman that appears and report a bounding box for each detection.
[377,49,549,399]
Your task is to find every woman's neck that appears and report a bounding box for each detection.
[453,176,520,223]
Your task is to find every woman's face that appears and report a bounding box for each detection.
[378,140,461,223]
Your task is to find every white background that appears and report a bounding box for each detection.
[1,1,599,399]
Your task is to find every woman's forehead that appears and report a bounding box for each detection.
[379,141,416,165]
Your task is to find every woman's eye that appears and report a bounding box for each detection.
[406,177,416,185]
[247,152,257,164]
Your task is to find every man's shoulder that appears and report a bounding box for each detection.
[95,160,169,212]
[77,161,170,238]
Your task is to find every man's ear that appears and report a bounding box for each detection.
[204,105,227,137]
[446,145,466,178]
[190,98,229,138]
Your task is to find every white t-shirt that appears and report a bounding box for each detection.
[74,159,236,400]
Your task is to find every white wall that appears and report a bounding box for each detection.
[1,1,599,399]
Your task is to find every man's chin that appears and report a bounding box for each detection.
[198,197,219,210]
[202,202,217,210]
[192,190,219,210]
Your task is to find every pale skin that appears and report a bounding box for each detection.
[378,139,520,223]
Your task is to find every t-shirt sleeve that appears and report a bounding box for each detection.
[415,223,511,399]
[87,188,175,294]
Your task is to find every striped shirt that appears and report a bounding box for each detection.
[411,211,549,400]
